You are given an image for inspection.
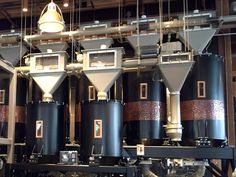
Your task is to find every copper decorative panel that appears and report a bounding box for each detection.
[124,101,166,121]
[181,100,225,120]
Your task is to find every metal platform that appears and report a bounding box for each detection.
[124,146,236,160]
[4,146,236,177]
[4,163,138,177]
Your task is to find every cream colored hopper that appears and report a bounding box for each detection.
[158,52,194,141]
[29,51,68,102]
[179,29,216,54]
[83,48,124,100]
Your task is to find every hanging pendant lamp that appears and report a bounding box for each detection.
[38,0,65,33]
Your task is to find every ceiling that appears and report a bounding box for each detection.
[0,0,159,19]
[0,0,217,31]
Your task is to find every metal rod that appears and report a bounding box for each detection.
[215,32,236,36]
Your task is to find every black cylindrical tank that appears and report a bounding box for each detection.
[75,73,122,144]
[80,101,123,165]
[0,78,27,143]
[26,102,65,163]
[181,54,226,146]
[123,71,166,145]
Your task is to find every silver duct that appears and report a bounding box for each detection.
[141,165,158,177]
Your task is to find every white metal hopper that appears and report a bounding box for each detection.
[83,48,124,100]
[158,52,194,141]
[29,51,68,102]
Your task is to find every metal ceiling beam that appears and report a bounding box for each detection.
[0,10,17,28]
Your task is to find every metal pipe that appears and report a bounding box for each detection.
[66,63,83,70]
[165,91,183,142]
[122,58,157,67]
[24,25,136,41]
[214,32,236,36]
[141,164,158,177]
[219,15,236,23]
[15,63,83,74]
[170,92,181,124]
[23,14,236,42]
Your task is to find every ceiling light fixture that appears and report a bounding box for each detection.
[22,0,28,12]
[63,0,69,7]
[38,0,65,33]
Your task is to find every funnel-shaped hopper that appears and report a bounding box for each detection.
[0,45,28,66]
[159,53,194,141]
[36,42,68,53]
[127,33,160,56]
[159,62,194,92]
[80,38,113,50]
[179,29,216,54]
[30,71,66,101]
[83,69,121,99]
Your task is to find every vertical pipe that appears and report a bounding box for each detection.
[170,92,181,124]
[165,91,183,142]
[69,77,76,143]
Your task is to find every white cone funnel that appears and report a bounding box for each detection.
[83,69,122,100]
[30,71,66,101]
[159,62,194,92]
[36,42,68,53]
[0,45,28,66]
[179,29,216,54]
[127,33,160,56]
[159,61,194,141]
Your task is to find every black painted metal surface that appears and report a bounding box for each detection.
[26,102,65,162]
[80,100,123,164]
[181,54,226,146]
[123,71,166,145]
[4,163,137,177]
[124,146,236,159]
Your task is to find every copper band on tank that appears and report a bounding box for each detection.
[124,101,166,121]
[181,100,225,120]
[75,104,81,123]
[0,105,26,123]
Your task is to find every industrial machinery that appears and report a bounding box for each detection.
[1,1,236,177]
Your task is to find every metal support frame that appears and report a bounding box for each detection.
[124,146,236,176]
[4,164,137,177]
[4,146,236,176]
[124,146,236,160]
[0,59,16,164]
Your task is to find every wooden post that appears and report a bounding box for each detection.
[7,70,17,163]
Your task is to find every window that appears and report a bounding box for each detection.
[197,81,206,98]
[0,90,5,104]
[36,120,43,138]
[94,119,102,138]
[140,83,148,99]
[88,86,96,101]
